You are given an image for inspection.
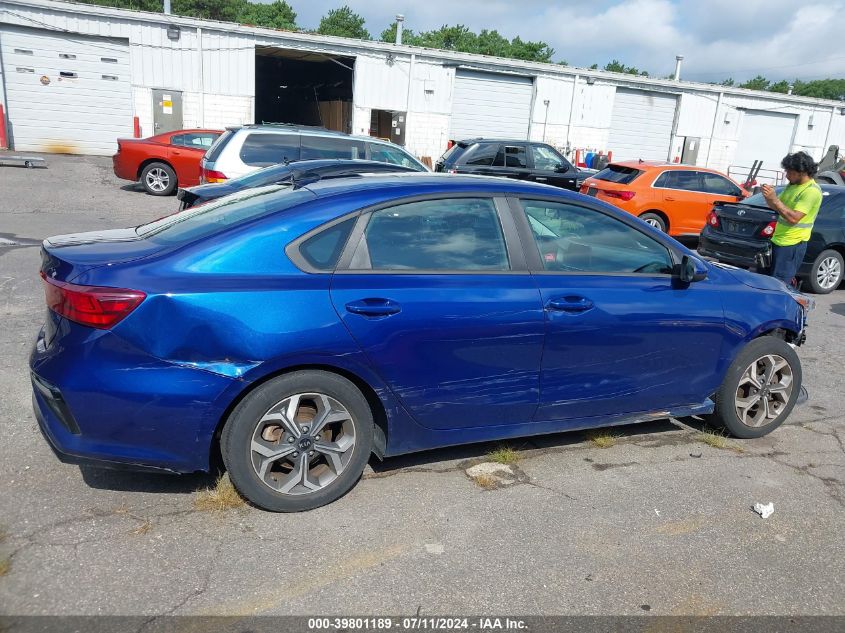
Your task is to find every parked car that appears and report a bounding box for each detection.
[434,139,596,191]
[698,184,845,294]
[200,124,428,184]
[177,159,419,209]
[579,161,749,236]
[32,174,812,511]
[112,129,222,196]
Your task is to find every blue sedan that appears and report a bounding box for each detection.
[31,174,811,511]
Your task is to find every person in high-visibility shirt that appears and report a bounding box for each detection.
[761,152,823,287]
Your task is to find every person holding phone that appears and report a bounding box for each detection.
[761,152,822,287]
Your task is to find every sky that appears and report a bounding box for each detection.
[283,0,845,82]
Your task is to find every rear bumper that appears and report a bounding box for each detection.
[698,227,768,268]
[112,154,136,181]
[30,321,236,474]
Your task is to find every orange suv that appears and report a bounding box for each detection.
[579,161,749,236]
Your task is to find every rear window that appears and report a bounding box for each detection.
[460,143,501,166]
[593,165,642,184]
[301,136,365,160]
[136,185,312,244]
[204,129,234,162]
[438,143,467,165]
[239,133,301,166]
[367,143,424,170]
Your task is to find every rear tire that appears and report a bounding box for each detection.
[805,249,843,294]
[710,337,801,439]
[221,371,374,512]
[140,162,177,196]
[640,212,667,232]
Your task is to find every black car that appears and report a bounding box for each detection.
[177,159,418,209]
[434,139,596,191]
[698,184,845,294]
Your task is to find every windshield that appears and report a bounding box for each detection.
[136,184,312,244]
[204,129,234,162]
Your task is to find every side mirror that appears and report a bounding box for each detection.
[555,164,569,173]
[676,254,708,284]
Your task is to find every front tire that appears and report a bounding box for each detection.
[221,371,374,512]
[639,212,667,232]
[140,162,177,196]
[710,337,802,439]
[806,249,843,294]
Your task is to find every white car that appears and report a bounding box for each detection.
[200,124,429,183]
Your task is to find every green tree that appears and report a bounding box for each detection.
[171,0,242,21]
[739,75,770,91]
[603,59,648,76]
[768,80,790,93]
[237,0,296,29]
[317,5,369,39]
[720,78,735,86]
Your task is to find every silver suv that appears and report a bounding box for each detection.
[201,124,428,182]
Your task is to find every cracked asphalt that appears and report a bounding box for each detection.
[1,154,843,617]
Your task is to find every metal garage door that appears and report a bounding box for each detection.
[450,70,533,140]
[0,25,133,155]
[607,88,678,162]
[733,110,796,172]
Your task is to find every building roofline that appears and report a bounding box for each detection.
[3,0,845,109]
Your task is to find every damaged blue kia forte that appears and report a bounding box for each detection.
[31,173,812,511]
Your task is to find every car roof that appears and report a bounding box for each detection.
[610,160,735,175]
[456,138,545,145]
[230,124,400,147]
[301,172,578,198]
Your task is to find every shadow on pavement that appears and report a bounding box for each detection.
[830,302,845,317]
[79,465,216,494]
[369,418,682,474]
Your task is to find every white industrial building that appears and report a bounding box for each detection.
[2,0,844,180]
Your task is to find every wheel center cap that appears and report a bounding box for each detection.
[297,436,314,450]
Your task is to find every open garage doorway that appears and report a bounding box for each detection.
[255,47,355,132]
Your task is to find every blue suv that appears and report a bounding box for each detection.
[31,173,811,511]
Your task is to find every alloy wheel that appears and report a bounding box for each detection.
[250,393,356,495]
[734,354,794,427]
[145,168,170,192]
[816,256,842,290]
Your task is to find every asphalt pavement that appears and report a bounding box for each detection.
[0,154,843,617]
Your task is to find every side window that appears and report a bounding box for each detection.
[367,143,421,170]
[531,145,567,171]
[349,198,509,271]
[170,134,186,146]
[239,134,301,167]
[520,200,674,275]
[298,217,356,271]
[701,173,741,197]
[499,145,527,169]
[463,144,501,166]
[655,170,701,192]
[302,136,365,160]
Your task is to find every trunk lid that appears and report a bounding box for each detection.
[713,202,775,238]
[41,228,166,282]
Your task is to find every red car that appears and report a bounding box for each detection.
[112,129,222,196]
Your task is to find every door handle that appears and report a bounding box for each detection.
[546,296,594,313]
[345,299,401,317]
[535,177,548,181]
[665,196,676,201]
[172,150,182,155]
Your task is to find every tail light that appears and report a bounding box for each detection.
[447,169,458,174]
[707,210,720,229]
[40,272,146,329]
[760,221,776,237]
[200,167,227,183]
[604,190,636,201]
[447,140,455,149]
